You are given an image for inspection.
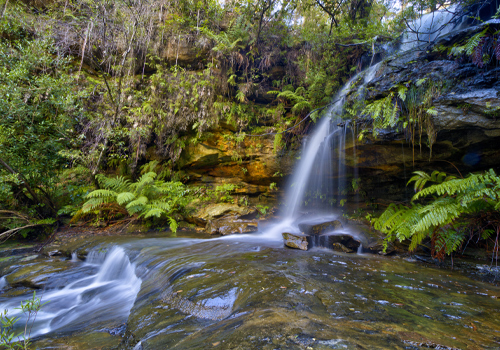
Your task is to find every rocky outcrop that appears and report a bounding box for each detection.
[186,203,260,236]
[282,232,311,250]
[340,19,500,202]
[180,128,295,197]
[186,203,256,226]
[206,215,259,236]
[158,35,211,67]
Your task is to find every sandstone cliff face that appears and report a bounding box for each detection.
[341,20,500,202]
[179,126,296,199]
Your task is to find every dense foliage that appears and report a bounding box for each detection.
[0,0,495,239]
[374,169,500,259]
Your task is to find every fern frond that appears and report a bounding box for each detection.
[82,197,111,213]
[85,189,117,199]
[116,192,136,205]
[168,216,178,233]
[126,195,149,210]
[96,174,130,192]
[465,29,488,55]
[142,208,165,218]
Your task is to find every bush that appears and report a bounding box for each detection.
[76,171,193,232]
[373,169,500,259]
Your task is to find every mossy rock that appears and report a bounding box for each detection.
[298,220,343,235]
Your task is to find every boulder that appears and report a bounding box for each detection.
[366,241,395,255]
[282,232,311,251]
[298,220,343,235]
[205,215,258,236]
[187,203,257,227]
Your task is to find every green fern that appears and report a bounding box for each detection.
[78,171,192,232]
[362,92,399,135]
[373,169,500,258]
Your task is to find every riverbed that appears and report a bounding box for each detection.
[1,223,499,350]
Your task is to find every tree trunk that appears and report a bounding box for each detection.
[1,0,9,19]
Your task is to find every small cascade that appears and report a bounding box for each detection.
[0,246,141,337]
[400,4,467,51]
[0,276,7,290]
[357,244,363,255]
[71,252,78,262]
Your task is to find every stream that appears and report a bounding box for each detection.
[1,225,500,349]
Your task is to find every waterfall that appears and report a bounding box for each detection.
[280,3,471,220]
[283,73,363,217]
[0,246,141,337]
[0,276,7,290]
[400,4,467,52]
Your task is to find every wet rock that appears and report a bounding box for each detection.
[282,232,311,251]
[298,220,343,235]
[47,250,63,257]
[366,242,395,255]
[332,243,352,253]
[6,261,72,289]
[433,89,500,137]
[187,203,257,227]
[206,215,258,236]
[329,234,360,251]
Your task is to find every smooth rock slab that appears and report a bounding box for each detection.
[282,232,311,251]
[187,203,257,227]
[298,220,343,235]
[206,215,258,236]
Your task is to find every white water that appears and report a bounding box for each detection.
[71,251,78,262]
[0,247,141,337]
[283,73,362,218]
[0,276,7,290]
[401,4,467,51]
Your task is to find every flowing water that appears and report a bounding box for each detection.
[400,4,469,52]
[2,8,500,349]
[0,247,141,337]
[1,235,499,349]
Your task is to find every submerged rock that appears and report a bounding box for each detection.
[206,215,258,236]
[298,220,343,235]
[282,232,311,251]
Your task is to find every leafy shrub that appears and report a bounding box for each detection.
[373,169,500,259]
[0,292,46,350]
[76,172,192,232]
